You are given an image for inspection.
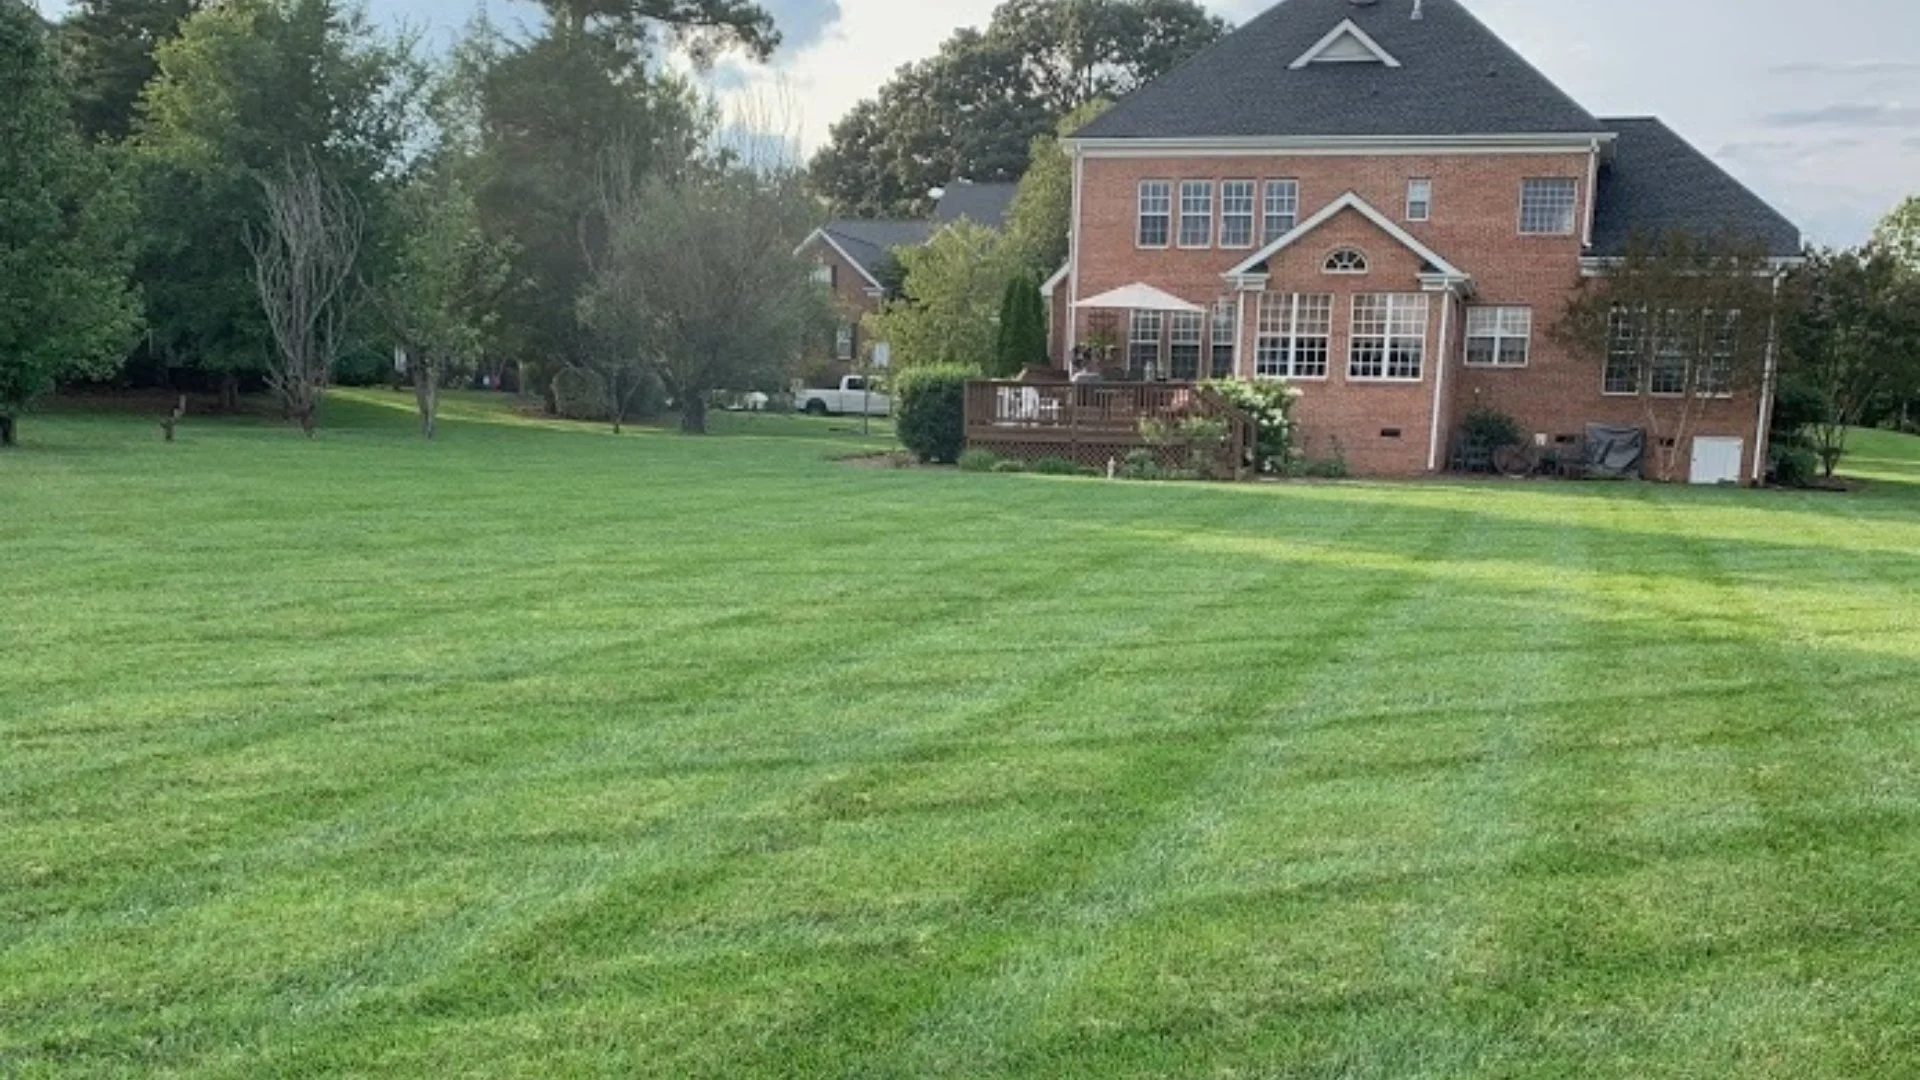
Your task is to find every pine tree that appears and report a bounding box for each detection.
[0,0,140,446]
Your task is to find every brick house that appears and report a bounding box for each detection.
[1045,0,1801,480]
[796,183,1019,382]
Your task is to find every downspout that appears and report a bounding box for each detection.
[1752,273,1783,484]
[1426,285,1455,472]
[1066,142,1084,360]
[1583,138,1600,249]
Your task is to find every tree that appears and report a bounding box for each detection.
[1874,196,1920,275]
[808,0,1225,218]
[581,162,827,434]
[993,275,1047,377]
[1784,246,1920,474]
[1552,232,1792,482]
[381,169,513,438]
[246,156,364,435]
[131,0,422,408]
[865,223,1021,371]
[57,0,201,140]
[1002,99,1109,279]
[0,0,141,447]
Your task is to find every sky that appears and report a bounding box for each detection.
[54,0,1918,245]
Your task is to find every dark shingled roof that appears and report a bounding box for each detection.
[1591,118,1802,258]
[932,182,1020,229]
[820,220,935,285]
[1074,0,1601,140]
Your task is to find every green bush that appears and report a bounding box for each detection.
[1118,448,1163,481]
[1205,378,1300,474]
[1030,456,1082,476]
[1770,443,1818,488]
[893,364,973,464]
[551,366,609,421]
[990,459,1027,473]
[959,448,1002,472]
[1460,404,1525,452]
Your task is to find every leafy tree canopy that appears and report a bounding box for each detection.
[56,0,202,140]
[1875,196,1920,276]
[0,0,141,444]
[1003,98,1110,280]
[866,222,1021,370]
[809,0,1225,218]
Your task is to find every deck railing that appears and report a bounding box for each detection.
[963,380,1256,477]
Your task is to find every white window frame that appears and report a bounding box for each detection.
[1129,309,1163,378]
[1219,180,1256,249]
[1519,178,1579,236]
[834,323,855,361]
[1323,247,1370,275]
[1255,293,1333,381]
[1648,310,1691,397]
[1138,180,1172,249]
[1604,306,1644,396]
[1348,294,1429,382]
[1263,180,1299,245]
[811,263,835,287]
[1178,180,1214,249]
[1464,306,1532,368]
[1209,297,1238,379]
[1168,311,1204,380]
[1406,178,1432,223]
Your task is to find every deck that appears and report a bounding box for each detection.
[963,381,1256,477]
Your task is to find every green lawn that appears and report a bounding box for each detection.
[5,390,1920,1078]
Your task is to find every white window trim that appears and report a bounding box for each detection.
[1347,294,1429,383]
[1177,180,1215,250]
[1519,177,1579,236]
[1322,247,1370,275]
[1463,306,1532,368]
[1262,179,1300,245]
[1406,178,1432,223]
[1288,18,1402,69]
[1256,293,1333,382]
[1138,180,1172,250]
[1220,180,1257,250]
[1603,306,1646,396]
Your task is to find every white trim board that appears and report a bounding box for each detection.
[1068,133,1616,159]
[1222,191,1470,281]
[1040,262,1070,297]
[1290,19,1401,69]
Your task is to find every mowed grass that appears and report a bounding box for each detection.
[5,389,1920,1078]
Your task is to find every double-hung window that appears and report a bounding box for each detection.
[811,263,835,287]
[1129,310,1163,379]
[1263,180,1299,244]
[1255,293,1332,380]
[1349,294,1429,381]
[1138,181,1172,247]
[1649,310,1691,395]
[1209,298,1237,378]
[1605,306,1645,394]
[1519,178,1579,235]
[1220,181,1256,248]
[834,323,855,361]
[1168,312,1204,380]
[1178,181,1214,248]
[1465,306,1531,367]
[1407,178,1432,222]
[1702,312,1740,397]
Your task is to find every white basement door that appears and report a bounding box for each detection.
[1690,436,1744,486]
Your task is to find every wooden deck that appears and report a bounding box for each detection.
[963,381,1256,477]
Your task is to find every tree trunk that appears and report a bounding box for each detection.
[219,371,239,413]
[414,361,438,440]
[0,414,15,447]
[681,394,708,435]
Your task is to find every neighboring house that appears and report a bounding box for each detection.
[1046,0,1801,480]
[797,182,1020,380]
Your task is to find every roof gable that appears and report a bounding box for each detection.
[932,183,1019,229]
[1289,18,1400,69]
[1074,0,1601,141]
[1224,191,1466,281]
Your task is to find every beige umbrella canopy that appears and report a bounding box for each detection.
[1074,283,1204,313]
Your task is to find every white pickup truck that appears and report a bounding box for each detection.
[794,375,891,417]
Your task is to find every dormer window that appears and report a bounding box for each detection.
[1324,248,1370,275]
[1289,19,1402,69]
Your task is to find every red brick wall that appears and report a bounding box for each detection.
[799,236,882,380]
[1069,150,1768,480]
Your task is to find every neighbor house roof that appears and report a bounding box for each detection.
[1072,0,1602,141]
[1590,117,1803,259]
[815,220,936,289]
[932,183,1020,229]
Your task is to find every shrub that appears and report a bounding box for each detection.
[1118,448,1163,481]
[1460,404,1525,452]
[990,459,1027,473]
[958,448,1002,472]
[551,366,609,421]
[1770,443,1818,488]
[1205,377,1301,474]
[1030,456,1083,476]
[893,364,973,464]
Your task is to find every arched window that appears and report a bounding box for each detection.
[1323,247,1369,274]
